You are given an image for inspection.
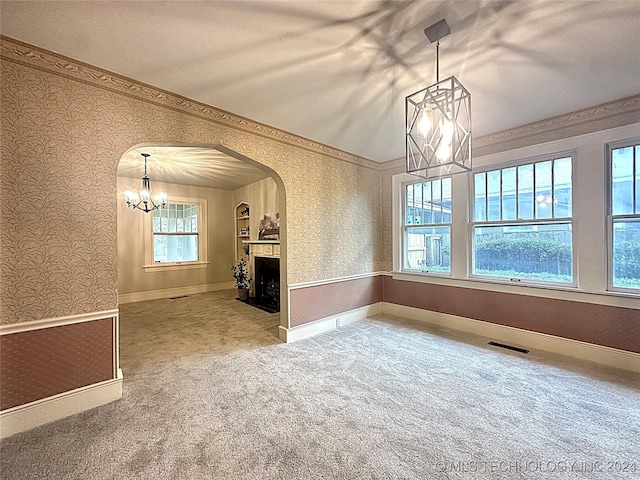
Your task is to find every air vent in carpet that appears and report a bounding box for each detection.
[488,341,529,354]
[169,295,188,300]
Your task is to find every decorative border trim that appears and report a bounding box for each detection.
[118,281,235,304]
[380,94,640,171]
[383,303,640,374]
[279,303,382,343]
[473,95,640,157]
[0,369,123,439]
[0,35,378,171]
[288,271,385,290]
[0,309,119,335]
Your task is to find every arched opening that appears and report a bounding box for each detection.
[116,143,288,337]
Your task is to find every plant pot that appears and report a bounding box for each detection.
[237,288,249,301]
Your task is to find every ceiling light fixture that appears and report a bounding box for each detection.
[123,153,167,213]
[406,19,471,178]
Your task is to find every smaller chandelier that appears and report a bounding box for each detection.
[406,19,471,178]
[123,153,167,213]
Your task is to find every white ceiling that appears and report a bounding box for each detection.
[1,0,639,164]
[119,146,270,190]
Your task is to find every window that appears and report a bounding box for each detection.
[144,196,208,270]
[471,155,573,284]
[402,177,452,273]
[608,139,640,292]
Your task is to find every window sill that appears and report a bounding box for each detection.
[143,261,210,272]
[392,271,640,308]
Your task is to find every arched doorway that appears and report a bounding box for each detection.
[116,143,288,333]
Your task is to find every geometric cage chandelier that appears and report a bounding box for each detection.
[406,19,471,178]
[123,153,168,213]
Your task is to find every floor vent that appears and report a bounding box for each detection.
[488,341,529,354]
[169,295,188,300]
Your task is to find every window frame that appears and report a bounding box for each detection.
[469,151,577,287]
[401,176,453,276]
[606,137,640,294]
[143,195,209,272]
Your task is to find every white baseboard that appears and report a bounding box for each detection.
[118,281,235,304]
[0,369,124,439]
[383,303,640,374]
[279,303,383,343]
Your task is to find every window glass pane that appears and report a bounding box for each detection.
[423,181,433,224]
[535,161,552,219]
[502,167,516,220]
[474,173,486,222]
[441,178,452,224]
[153,234,198,263]
[406,184,414,225]
[431,179,443,222]
[404,226,451,272]
[612,146,633,215]
[161,216,168,232]
[487,170,501,221]
[612,218,640,289]
[473,222,572,283]
[152,215,161,232]
[517,164,534,220]
[553,157,572,217]
[413,182,423,224]
[636,146,639,215]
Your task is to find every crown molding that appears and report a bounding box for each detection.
[0,35,379,171]
[472,94,640,157]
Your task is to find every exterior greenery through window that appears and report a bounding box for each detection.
[403,177,452,273]
[152,203,199,263]
[472,155,573,284]
[609,140,640,291]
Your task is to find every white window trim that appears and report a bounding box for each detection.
[606,137,640,294]
[468,151,577,287]
[401,176,453,276]
[143,195,210,272]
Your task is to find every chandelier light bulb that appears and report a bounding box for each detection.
[416,108,432,139]
[440,117,454,145]
[436,141,451,163]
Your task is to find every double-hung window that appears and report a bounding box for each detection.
[471,154,574,284]
[144,196,208,270]
[608,139,640,292]
[402,177,452,273]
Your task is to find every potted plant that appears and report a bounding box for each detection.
[231,258,251,300]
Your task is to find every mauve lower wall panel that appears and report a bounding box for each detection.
[0,319,114,410]
[383,277,640,353]
[289,276,383,327]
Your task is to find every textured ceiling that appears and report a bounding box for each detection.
[1,0,639,164]
[119,146,270,190]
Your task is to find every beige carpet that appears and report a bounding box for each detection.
[1,289,638,479]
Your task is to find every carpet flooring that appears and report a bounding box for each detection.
[1,289,638,479]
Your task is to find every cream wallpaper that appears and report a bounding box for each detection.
[0,38,383,324]
[117,178,234,296]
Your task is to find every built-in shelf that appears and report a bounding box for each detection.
[235,202,250,261]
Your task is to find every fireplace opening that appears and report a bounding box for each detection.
[254,256,280,313]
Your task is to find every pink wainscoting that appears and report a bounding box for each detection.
[289,276,383,328]
[383,276,640,354]
[0,319,114,410]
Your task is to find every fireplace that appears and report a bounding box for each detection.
[254,256,280,313]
